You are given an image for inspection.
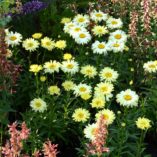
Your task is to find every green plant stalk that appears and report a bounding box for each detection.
[35,74,39,96]
[136,130,146,157]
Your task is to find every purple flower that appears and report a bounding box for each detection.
[22,0,48,14]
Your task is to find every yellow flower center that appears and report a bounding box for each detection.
[113,43,120,47]
[66,63,74,69]
[68,24,74,29]
[74,28,81,32]
[10,36,17,41]
[49,64,56,69]
[97,28,103,33]
[91,128,98,136]
[103,114,109,120]
[124,94,132,101]
[98,44,105,49]
[79,33,86,38]
[35,102,42,108]
[96,13,103,17]
[46,41,51,46]
[114,34,122,39]
[105,72,112,78]
[79,87,87,92]
[148,64,156,69]
[95,100,101,106]
[111,21,118,25]
[27,42,34,48]
[86,69,92,74]
[101,86,108,92]
[78,18,85,22]
[78,113,84,119]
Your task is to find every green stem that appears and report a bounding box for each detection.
[136,131,145,157]
[35,74,39,96]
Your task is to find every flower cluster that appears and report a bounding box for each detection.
[2,122,58,157]
[63,10,128,55]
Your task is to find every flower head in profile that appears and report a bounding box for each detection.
[136,117,151,130]
[32,33,42,39]
[63,53,73,60]
[61,17,71,24]
[72,108,90,122]
[30,98,47,112]
[80,93,92,101]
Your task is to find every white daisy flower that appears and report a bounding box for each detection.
[5,31,22,47]
[61,60,79,74]
[94,82,114,96]
[94,92,113,102]
[73,83,92,96]
[63,22,76,33]
[143,61,157,73]
[41,37,55,51]
[84,123,98,140]
[107,40,125,53]
[73,14,90,27]
[106,17,123,29]
[69,26,87,38]
[92,25,108,37]
[74,31,91,45]
[22,38,39,52]
[95,109,115,125]
[116,89,139,107]
[92,41,109,55]
[99,67,119,82]
[30,98,47,112]
[80,65,97,78]
[43,60,60,73]
[109,30,127,42]
[90,10,108,22]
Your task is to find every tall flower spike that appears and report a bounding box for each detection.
[86,115,109,156]
[129,11,139,39]
[43,140,58,157]
[20,122,30,140]
[141,0,152,34]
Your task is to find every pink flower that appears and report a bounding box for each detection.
[86,115,109,156]
[43,140,58,157]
